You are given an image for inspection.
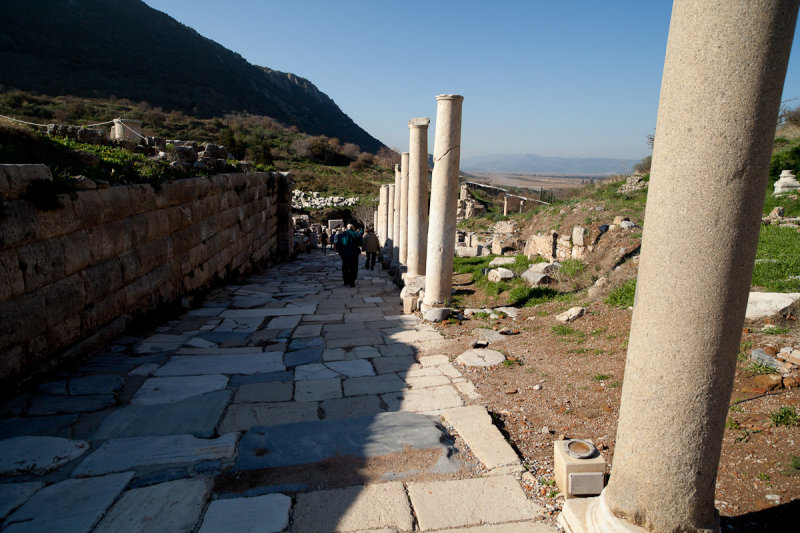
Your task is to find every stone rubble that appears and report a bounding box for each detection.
[291,189,359,209]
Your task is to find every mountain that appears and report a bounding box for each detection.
[0,0,384,153]
[461,153,639,175]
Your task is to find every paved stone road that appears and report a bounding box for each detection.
[0,251,557,532]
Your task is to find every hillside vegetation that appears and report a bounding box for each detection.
[0,0,384,153]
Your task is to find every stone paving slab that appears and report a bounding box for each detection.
[0,482,43,522]
[233,382,294,403]
[437,522,558,532]
[3,472,134,533]
[291,482,413,533]
[284,348,323,367]
[456,349,506,367]
[295,363,340,381]
[0,414,78,438]
[132,375,229,405]
[295,377,342,401]
[0,435,90,475]
[293,324,323,338]
[94,477,213,533]
[72,434,238,476]
[237,412,450,470]
[92,390,231,439]
[219,402,319,432]
[343,374,406,396]
[326,336,384,349]
[442,406,520,470]
[326,359,375,377]
[199,493,291,533]
[381,385,463,413]
[407,476,542,531]
[26,394,116,416]
[266,315,302,330]
[372,356,417,374]
[154,353,284,376]
[221,305,316,318]
[320,396,383,420]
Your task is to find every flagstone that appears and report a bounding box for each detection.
[381,385,463,413]
[325,359,375,377]
[295,363,340,381]
[27,394,116,416]
[266,315,302,330]
[94,478,213,533]
[3,473,134,533]
[293,324,323,338]
[295,378,341,401]
[132,375,229,405]
[72,434,238,476]
[219,402,319,432]
[343,374,406,396]
[0,436,90,475]
[326,336,384,349]
[221,305,316,318]
[320,396,382,420]
[288,336,324,350]
[233,382,294,403]
[284,348,323,367]
[378,344,416,357]
[0,482,43,522]
[199,493,291,533]
[372,356,417,374]
[154,353,284,376]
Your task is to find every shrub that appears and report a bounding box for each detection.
[770,406,799,427]
[605,279,637,308]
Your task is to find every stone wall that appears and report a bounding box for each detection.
[0,164,293,387]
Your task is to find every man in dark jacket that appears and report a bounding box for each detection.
[337,224,363,286]
[362,227,380,270]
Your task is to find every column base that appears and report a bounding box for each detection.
[559,492,649,533]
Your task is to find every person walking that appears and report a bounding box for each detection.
[320,230,328,253]
[362,227,380,270]
[336,224,362,287]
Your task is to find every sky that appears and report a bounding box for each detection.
[143,0,800,161]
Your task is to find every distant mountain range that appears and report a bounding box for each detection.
[0,0,385,153]
[461,153,639,175]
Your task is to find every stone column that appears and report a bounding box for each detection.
[407,118,430,279]
[423,95,464,307]
[392,165,402,264]
[378,185,389,247]
[502,195,508,216]
[560,2,798,533]
[386,184,395,255]
[398,152,410,266]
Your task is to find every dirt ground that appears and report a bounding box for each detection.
[431,200,800,530]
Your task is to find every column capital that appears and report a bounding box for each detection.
[408,117,430,128]
[436,94,464,102]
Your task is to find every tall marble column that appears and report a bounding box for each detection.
[406,118,431,279]
[392,165,402,264]
[386,184,395,255]
[423,95,464,307]
[502,196,508,216]
[378,185,389,247]
[398,152,410,265]
[560,2,798,532]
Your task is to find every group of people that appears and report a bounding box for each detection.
[330,224,380,287]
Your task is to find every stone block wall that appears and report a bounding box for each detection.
[0,164,293,387]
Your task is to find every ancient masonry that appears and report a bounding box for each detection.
[0,165,293,388]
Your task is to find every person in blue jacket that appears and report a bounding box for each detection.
[336,224,363,287]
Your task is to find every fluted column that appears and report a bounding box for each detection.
[423,95,463,307]
[378,185,389,247]
[407,118,431,279]
[392,165,401,264]
[560,2,799,532]
[386,184,395,255]
[398,152,410,265]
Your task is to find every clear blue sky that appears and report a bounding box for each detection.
[144,0,800,161]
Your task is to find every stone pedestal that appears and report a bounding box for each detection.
[398,152,410,266]
[386,184,395,256]
[111,119,143,143]
[774,169,800,194]
[560,2,798,532]
[407,118,431,279]
[423,95,464,307]
[392,165,402,265]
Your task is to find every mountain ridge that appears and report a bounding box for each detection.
[0,0,385,153]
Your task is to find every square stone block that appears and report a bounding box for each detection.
[553,440,606,499]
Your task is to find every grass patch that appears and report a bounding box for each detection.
[752,225,800,292]
[761,325,790,335]
[509,286,572,307]
[747,361,778,375]
[770,406,799,427]
[738,340,754,362]
[592,373,611,382]
[551,324,586,343]
[559,259,585,277]
[605,278,637,308]
[608,380,622,388]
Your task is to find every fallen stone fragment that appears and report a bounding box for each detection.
[488,268,515,282]
[423,307,451,322]
[555,307,586,323]
[522,270,553,286]
[457,348,506,367]
[745,292,800,320]
[0,436,90,475]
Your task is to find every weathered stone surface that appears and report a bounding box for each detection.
[381,385,462,413]
[418,354,449,367]
[407,476,540,530]
[521,269,553,286]
[0,436,90,475]
[154,353,284,376]
[284,348,323,367]
[0,414,78,438]
[435,524,558,533]
[487,268,514,282]
[292,483,413,533]
[372,356,416,375]
[423,307,451,322]
[132,375,229,405]
[457,349,506,367]
[325,359,375,377]
[221,305,317,318]
[3,473,134,533]
[488,257,517,267]
[219,402,319,432]
[233,382,293,403]
[295,363,340,381]
[72,434,238,476]
[199,493,291,533]
[745,292,800,319]
[94,478,213,533]
[27,394,116,415]
[555,307,586,323]
[237,412,449,470]
[443,406,520,470]
[92,390,231,439]
[0,482,43,521]
[321,396,383,420]
[295,378,341,401]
